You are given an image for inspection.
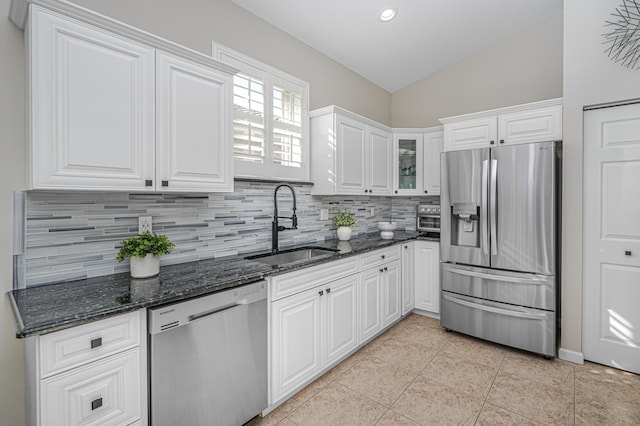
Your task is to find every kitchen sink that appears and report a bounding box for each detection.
[245,246,339,266]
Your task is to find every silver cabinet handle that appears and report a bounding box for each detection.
[481,159,489,255]
[443,294,547,320]
[490,158,498,256]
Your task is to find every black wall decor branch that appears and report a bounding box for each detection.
[603,0,640,70]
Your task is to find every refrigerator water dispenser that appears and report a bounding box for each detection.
[450,202,480,247]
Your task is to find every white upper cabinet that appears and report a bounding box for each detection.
[156,52,233,192]
[423,128,444,195]
[441,99,562,152]
[26,5,236,192]
[392,132,423,196]
[311,106,392,195]
[29,7,156,191]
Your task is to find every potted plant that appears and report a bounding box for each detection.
[116,232,175,278]
[333,209,356,241]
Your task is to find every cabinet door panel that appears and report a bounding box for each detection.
[401,243,415,315]
[423,130,444,195]
[271,290,322,402]
[393,133,422,195]
[498,105,562,145]
[415,241,440,313]
[443,117,497,152]
[156,51,233,192]
[369,127,393,195]
[382,260,401,327]
[30,7,155,190]
[324,276,358,367]
[359,268,382,343]
[336,115,367,194]
[40,349,141,426]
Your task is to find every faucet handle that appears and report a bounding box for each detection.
[292,215,298,229]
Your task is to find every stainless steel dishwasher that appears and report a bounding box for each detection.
[148,280,267,426]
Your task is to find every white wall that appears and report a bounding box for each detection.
[561,0,640,355]
[0,0,26,423]
[71,0,393,125]
[391,11,563,127]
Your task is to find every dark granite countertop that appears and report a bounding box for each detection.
[7,231,438,338]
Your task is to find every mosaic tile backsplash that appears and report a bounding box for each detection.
[23,181,435,286]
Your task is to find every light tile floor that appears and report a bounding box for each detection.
[250,313,640,425]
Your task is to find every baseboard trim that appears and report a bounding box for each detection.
[558,347,584,364]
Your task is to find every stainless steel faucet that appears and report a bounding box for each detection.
[272,184,298,252]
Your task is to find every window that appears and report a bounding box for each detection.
[213,43,309,181]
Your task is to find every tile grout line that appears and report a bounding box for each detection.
[471,352,506,425]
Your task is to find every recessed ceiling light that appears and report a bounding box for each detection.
[378,7,397,22]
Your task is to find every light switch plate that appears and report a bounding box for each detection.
[320,209,329,221]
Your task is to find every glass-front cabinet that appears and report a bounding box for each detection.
[392,132,423,195]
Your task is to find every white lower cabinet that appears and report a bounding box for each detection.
[401,242,415,315]
[414,241,440,313]
[270,275,358,403]
[26,311,147,426]
[41,349,141,426]
[381,260,402,327]
[269,245,406,406]
[359,267,382,343]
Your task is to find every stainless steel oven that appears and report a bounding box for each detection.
[416,204,440,233]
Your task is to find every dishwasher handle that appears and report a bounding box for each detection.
[188,300,247,322]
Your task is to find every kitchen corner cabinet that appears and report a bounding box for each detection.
[27,6,234,192]
[310,106,392,195]
[392,132,423,196]
[441,99,562,152]
[414,240,440,314]
[422,128,444,195]
[401,242,415,315]
[25,311,147,426]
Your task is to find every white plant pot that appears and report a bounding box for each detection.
[336,226,352,241]
[130,254,160,278]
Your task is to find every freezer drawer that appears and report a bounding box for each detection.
[441,263,555,311]
[441,292,555,356]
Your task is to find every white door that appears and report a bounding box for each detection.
[323,276,358,367]
[270,288,322,401]
[336,115,367,194]
[583,103,640,374]
[423,129,444,195]
[369,127,393,195]
[156,51,233,192]
[359,268,382,343]
[401,242,415,315]
[382,260,402,327]
[414,241,440,313]
[30,7,155,190]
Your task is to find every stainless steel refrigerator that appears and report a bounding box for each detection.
[440,141,561,357]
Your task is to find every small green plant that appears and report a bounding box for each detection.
[332,210,356,228]
[116,232,175,262]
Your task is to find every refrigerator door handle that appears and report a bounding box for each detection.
[443,294,548,320]
[443,264,550,285]
[490,158,498,255]
[481,159,489,255]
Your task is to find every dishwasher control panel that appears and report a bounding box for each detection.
[148,280,267,335]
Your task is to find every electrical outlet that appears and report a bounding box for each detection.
[320,208,329,221]
[369,207,375,218]
[139,216,152,234]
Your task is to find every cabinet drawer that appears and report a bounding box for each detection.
[40,348,141,426]
[360,245,401,270]
[40,311,140,378]
[271,256,359,301]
